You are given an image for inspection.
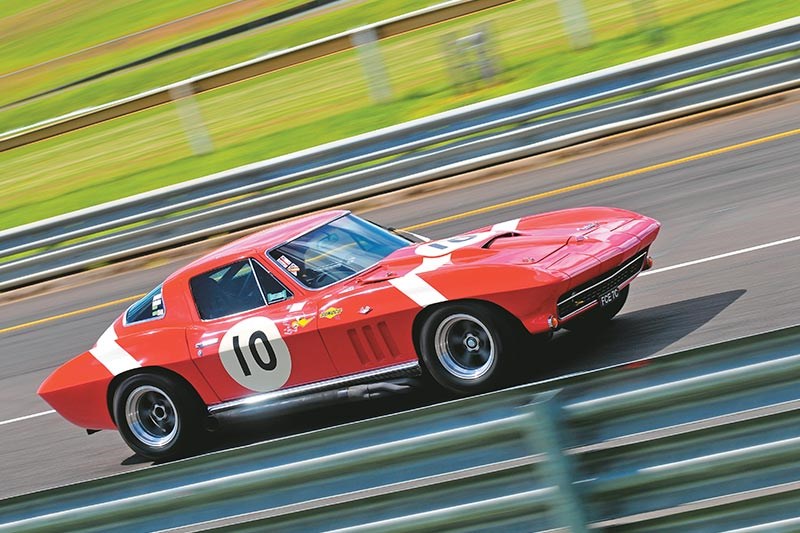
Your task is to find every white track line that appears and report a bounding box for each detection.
[642,235,800,276]
[0,410,55,426]
[2,234,799,427]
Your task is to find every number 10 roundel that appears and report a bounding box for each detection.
[218,316,292,392]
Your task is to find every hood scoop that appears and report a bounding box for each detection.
[481,231,520,249]
[482,231,571,263]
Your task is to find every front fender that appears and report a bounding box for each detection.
[424,264,569,334]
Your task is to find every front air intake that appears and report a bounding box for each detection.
[557,250,648,319]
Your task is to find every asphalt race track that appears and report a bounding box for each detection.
[0,98,798,499]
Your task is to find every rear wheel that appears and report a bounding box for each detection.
[420,304,516,394]
[563,285,629,332]
[113,373,203,460]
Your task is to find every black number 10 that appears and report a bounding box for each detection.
[232,331,277,376]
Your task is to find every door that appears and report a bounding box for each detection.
[185,258,338,401]
[315,282,420,376]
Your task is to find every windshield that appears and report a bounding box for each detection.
[268,214,408,289]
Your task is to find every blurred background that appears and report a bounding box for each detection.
[0,0,796,232]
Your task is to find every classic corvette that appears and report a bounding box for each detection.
[39,208,659,459]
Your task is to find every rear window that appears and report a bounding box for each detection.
[190,259,291,320]
[124,285,165,325]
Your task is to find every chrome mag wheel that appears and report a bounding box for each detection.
[434,313,496,380]
[125,385,179,448]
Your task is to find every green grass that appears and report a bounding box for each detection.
[1,0,239,98]
[0,0,444,122]
[0,0,356,110]
[0,0,264,72]
[0,0,797,232]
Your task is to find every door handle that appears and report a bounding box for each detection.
[195,338,219,349]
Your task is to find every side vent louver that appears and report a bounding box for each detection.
[347,321,400,365]
[347,329,369,365]
[378,322,400,357]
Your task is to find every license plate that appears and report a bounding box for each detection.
[599,288,620,307]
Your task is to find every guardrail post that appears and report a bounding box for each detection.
[442,23,501,91]
[521,391,589,533]
[351,27,393,103]
[556,0,593,49]
[169,82,214,155]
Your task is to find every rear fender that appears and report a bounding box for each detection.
[115,327,219,405]
[38,351,116,430]
[106,367,208,429]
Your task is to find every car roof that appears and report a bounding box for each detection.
[170,210,349,281]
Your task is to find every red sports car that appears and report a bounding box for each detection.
[39,208,659,459]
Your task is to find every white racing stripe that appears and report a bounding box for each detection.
[389,276,448,307]
[411,255,452,275]
[491,218,521,232]
[90,325,141,376]
[3,234,800,427]
[389,255,451,307]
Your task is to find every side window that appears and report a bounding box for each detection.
[125,285,165,325]
[191,260,265,320]
[253,260,292,304]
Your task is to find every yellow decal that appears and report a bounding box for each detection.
[284,315,314,335]
[319,307,343,319]
[293,316,313,328]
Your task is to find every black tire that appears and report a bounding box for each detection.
[420,303,516,395]
[112,373,203,460]
[563,285,629,332]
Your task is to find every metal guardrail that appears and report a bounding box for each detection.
[2,325,800,531]
[0,17,798,292]
[0,0,515,151]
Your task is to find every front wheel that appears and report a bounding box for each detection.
[113,373,203,460]
[420,304,516,395]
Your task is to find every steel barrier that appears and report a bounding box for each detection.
[0,17,798,292]
[1,325,799,531]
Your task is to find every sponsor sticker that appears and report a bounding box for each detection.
[277,254,300,276]
[319,307,343,319]
[284,316,314,335]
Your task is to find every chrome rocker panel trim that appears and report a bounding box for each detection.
[208,361,421,422]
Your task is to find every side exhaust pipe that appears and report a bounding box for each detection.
[208,377,422,427]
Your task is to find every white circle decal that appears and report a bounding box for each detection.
[219,316,292,392]
[415,232,493,257]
